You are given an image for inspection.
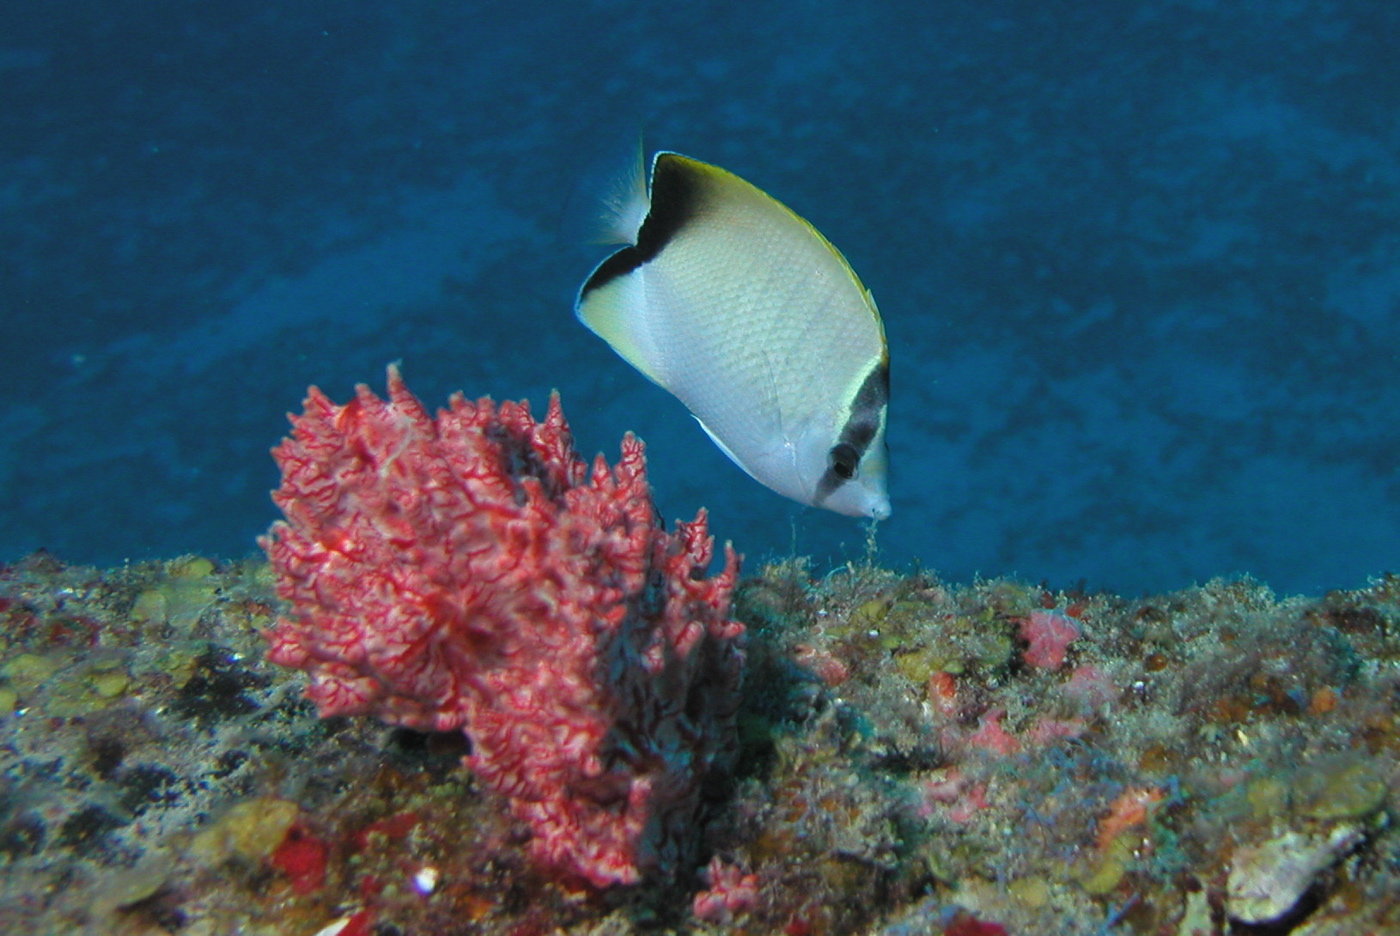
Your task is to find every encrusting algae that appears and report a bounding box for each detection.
[0,551,1397,934]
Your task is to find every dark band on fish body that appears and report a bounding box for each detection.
[815,362,889,503]
[579,153,704,298]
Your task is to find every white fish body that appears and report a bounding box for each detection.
[575,152,890,520]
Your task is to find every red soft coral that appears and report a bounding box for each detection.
[260,366,745,887]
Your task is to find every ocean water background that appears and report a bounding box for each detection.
[2,1,1396,597]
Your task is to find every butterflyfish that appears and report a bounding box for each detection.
[575,151,890,520]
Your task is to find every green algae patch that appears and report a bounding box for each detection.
[190,797,301,865]
[1,651,64,698]
[1295,756,1388,821]
[129,555,223,629]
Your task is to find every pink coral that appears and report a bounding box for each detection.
[260,366,745,887]
[1019,609,1081,670]
[692,857,759,924]
[1062,663,1114,709]
[944,912,1009,936]
[965,708,1021,756]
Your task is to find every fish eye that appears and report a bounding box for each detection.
[829,442,860,480]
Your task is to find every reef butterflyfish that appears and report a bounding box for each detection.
[574,151,891,520]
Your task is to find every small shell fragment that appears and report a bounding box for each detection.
[1227,825,1363,925]
[413,865,440,895]
[312,918,354,936]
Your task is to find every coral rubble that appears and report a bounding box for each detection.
[0,551,1397,934]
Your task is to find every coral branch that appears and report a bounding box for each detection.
[260,366,744,887]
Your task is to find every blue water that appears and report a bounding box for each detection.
[2,2,1397,596]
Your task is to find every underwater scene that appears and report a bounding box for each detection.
[1,2,1398,933]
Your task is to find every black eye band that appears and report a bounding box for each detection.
[830,442,860,480]
[813,362,889,504]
